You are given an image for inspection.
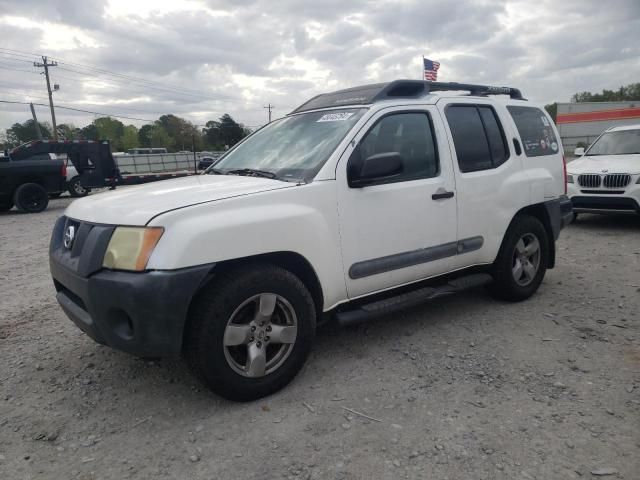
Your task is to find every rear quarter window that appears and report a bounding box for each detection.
[507,106,559,157]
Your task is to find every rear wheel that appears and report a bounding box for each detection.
[68,176,89,197]
[490,215,549,301]
[13,183,49,213]
[186,265,316,401]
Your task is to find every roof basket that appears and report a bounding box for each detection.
[290,79,525,114]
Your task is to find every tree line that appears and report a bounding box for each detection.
[545,82,640,122]
[1,113,253,152]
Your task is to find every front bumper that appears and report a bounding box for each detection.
[50,216,212,357]
[567,181,640,215]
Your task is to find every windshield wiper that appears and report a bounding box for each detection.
[226,168,278,179]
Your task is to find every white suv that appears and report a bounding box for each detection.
[49,80,572,401]
[567,124,640,217]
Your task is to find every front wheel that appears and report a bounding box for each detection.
[68,177,89,197]
[186,265,316,401]
[490,215,549,301]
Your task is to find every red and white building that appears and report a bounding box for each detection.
[556,101,640,154]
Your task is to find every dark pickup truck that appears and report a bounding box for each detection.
[0,151,66,213]
[1,140,120,213]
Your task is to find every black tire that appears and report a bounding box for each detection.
[572,212,579,222]
[490,215,549,302]
[68,176,89,197]
[13,183,49,213]
[0,197,13,212]
[185,264,316,401]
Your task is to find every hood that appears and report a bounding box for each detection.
[64,174,294,225]
[567,154,640,175]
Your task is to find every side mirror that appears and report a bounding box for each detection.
[573,147,585,156]
[348,151,404,188]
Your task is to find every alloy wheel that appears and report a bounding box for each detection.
[512,233,541,286]
[222,293,298,378]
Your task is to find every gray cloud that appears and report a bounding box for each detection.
[0,0,638,131]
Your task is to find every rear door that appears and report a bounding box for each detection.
[437,98,530,268]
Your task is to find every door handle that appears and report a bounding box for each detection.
[513,138,522,156]
[432,190,455,200]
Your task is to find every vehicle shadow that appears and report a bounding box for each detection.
[571,213,640,231]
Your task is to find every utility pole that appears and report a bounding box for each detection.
[264,103,275,123]
[34,56,58,141]
[29,103,44,140]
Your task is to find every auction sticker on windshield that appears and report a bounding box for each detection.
[317,112,355,122]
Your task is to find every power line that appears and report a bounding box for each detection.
[55,65,232,102]
[0,47,234,102]
[0,100,156,123]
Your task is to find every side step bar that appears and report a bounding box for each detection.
[335,273,493,327]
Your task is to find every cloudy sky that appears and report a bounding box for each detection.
[0,0,638,131]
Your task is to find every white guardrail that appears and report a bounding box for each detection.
[114,153,196,175]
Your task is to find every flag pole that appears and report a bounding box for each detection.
[421,55,424,80]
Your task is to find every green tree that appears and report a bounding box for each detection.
[218,114,246,147]
[544,103,557,122]
[6,119,52,146]
[7,119,51,147]
[56,123,77,141]
[80,124,99,141]
[94,117,125,150]
[571,83,640,102]
[121,125,139,151]
[149,124,174,149]
[157,114,203,151]
[203,120,222,149]
[138,124,154,147]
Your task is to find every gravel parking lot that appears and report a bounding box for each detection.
[1,194,639,480]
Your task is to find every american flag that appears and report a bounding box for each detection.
[423,58,440,81]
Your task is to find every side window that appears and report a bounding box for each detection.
[507,106,559,157]
[358,112,439,183]
[478,106,508,167]
[445,105,510,173]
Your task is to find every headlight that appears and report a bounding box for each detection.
[103,227,164,271]
[566,174,574,184]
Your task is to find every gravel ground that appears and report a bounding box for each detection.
[1,195,639,480]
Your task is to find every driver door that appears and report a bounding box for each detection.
[336,106,458,299]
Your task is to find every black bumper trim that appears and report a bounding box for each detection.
[51,259,214,357]
[544,195,573,240]
[570,196,640,213]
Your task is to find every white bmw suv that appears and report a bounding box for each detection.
[567,124,640,217]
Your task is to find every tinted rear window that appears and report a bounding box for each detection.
[507,106,559,157]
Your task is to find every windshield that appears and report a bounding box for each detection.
[210,108,366,182]
[587,129,640,156]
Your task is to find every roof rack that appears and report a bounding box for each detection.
[290,79,525,114]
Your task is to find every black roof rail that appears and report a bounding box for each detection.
[290,79,525,114]
[425,81,525,100]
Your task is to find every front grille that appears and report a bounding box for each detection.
[578,174,601,188]
[51,216,115,278]
[577,173,632,189]
[603,174,631,188]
